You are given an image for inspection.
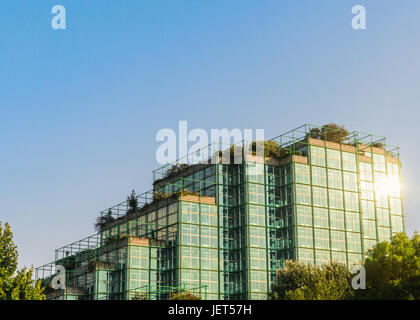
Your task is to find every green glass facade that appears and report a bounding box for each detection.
[36,124,404,300]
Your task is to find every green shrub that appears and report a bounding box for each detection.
[309,123,349,143]
[371,141,385,148]
[164,163,191,178]
[269,260,352,300]
[169,290,202,300]
[94,209,115,232]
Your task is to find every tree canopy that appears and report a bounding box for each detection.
[270,232,420,300]
[0,222,45,300]
[353,232,420,300]
[269,260,352,300]
[309,123,350,143]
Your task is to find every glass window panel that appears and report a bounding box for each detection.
[377,208,390,227]
[378,227,391,241]
[330,210,345,230]
[363,220,376,239]
[328,169,343,189]
[295,163,311,184]
[297,227,313,248]
[344,191,359,212]
[331,230,346,251]
[314,229,330,249]
[326,149,341,169]
[329,189,344,209]
[346,232,362,253]
[298,248,314,264]
[296,205,312,226]
[345,211,361,232]
[373,154,386,172]
[331,251,346,264]
[359,162,373,181]
[342,152,357,172]
[313,187,328,207]
[343,172,358,192]
[295,184,312,205]
[361,200,375,219]
[360,181,374,201]
[315,250,331,266]
[391,215,404,233]
[310,146,326,167]
[313,207,329,228]
[311,166,327,187]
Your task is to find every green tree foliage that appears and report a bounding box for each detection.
[270,233,420,300]
[169,290,202,300]
[0,222,17,281]
[127,189,138,214]
[250,141,302,160]
[94,209,115,232]
[353,232,420,300]
[309,123,349,143]
[131,292,147,300]
[94,190,138,232]
[164,164,191,179]
[0,222,45,300]
[371,141,385,148]
[269,260,352,300]
[250,140,281,159]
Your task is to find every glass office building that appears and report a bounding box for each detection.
[36,124,404,300]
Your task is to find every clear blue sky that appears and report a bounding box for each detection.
[1,0,419,269]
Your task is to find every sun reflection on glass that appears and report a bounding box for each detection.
[374,176,401,196]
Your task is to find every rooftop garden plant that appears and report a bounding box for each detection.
[249,140,303,160]
[216,141,302,163]
[308,123,350,144]
[307,123,387,150]
[169,289,202,300]
[94,209,115,232]
[164,163,191,178]
[131,292,147,300]
[94,190,137,232]
[154,163,192,186]
[152,191,172,201]
[94,188,208,232]
[127,189,139,214]
[371,141,385,148]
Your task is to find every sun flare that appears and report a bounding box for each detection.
[374,176,401,196]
